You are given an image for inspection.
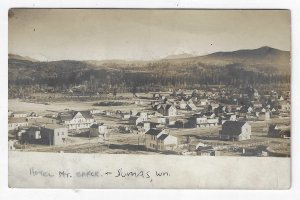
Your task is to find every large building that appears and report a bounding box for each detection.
[40,124,68,145]
[8,117,28,131]
[220,121,251,141]
[11,111,28,118]
[18,125,68,146]
[57,111,96,130]
[145,128,178,151]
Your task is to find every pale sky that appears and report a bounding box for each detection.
[8,9,290,61]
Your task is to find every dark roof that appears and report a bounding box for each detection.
[197,146,214,151]
[57,112,73,121]
[90,124,99,128]
[269,124,277,130]
[221,121,248,136]
[145,128,163,136]
[158,104,174,110]
[59,115,73,121]
[90,123,104,128]
[166,104,174,110]
[27,126,40,131]
[129,116,139,120]
[143,121,160,125]
[157,134,169,140]
[193,112,213,118]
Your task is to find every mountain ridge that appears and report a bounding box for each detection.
[9,46,290,64]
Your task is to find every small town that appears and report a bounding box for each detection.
[8,85,290,157]
[7,9,291,158]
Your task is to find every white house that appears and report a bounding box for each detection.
[179,99,187,109]
[129,112,148,126]
[8,117,28,131]
[278,96,285,101]
[220,121,251,141]
[157,104,177,116]
[58,111,96,130]
[145,129,178,151]
[143,121,159,132]
[11,111,28,118]
[210,102,219,111]
[122,113,131,120]
[89,109,102,115]
[195,116,218,128]
[279,101,290,112]
[199,99,208,106]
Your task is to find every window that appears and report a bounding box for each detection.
[57,132,59,136]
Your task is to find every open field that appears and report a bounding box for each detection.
[9,98,147,116]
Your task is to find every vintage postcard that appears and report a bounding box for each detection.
[8,9,291,189]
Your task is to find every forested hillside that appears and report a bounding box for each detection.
[8,46,290,93]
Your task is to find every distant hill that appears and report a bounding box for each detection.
[163,53,195,60]
[166,46,290,72]
[8,53,39,62]
[203,46,290,67]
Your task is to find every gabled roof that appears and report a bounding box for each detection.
[158,103,175,111]
[157,134,169,141]
[166,104,174,110]
[74,111,93,119]
[187,102,196,108]
[180,99,186,103]
[145,128,163,136]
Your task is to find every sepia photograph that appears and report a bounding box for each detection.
[7,8,291,189]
